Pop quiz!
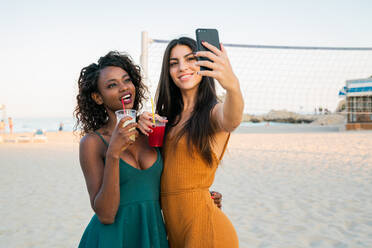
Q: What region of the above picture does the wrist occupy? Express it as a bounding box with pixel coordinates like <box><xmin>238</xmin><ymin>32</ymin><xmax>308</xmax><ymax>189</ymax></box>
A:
<box><xmin>106</xmin><ymin>149</ymin><xmax>120</xmax><ymax>160</ymax></box>
<box><xmin>225</xmin><ymin>82</ymin><xmax>241</xmax><ymax>95</ymax></box>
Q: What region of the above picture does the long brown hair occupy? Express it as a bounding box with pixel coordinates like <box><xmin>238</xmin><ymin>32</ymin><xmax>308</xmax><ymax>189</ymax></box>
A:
<box><xmin>156</xmin><ymin>37</ymin><xmax>218</xmax><ymax>164</ymax></box>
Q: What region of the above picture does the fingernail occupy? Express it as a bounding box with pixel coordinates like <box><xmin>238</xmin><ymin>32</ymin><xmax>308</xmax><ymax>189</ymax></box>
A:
<box><xmin>202</xmin><ymin>40</ymin><xmax>205</xmax><ymax>43</ymax></box>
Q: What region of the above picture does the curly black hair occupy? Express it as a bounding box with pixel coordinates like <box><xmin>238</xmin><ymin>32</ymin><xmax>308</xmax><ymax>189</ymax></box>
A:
<box><xmin>74</xmin><ymin>51</ymin><xmax>147</xmax><ymax>135</ymax></box>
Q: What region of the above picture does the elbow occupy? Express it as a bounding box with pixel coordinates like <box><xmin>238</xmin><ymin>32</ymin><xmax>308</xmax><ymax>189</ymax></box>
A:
<box><xmin>92</xmin><ymin>198</ymin><xmax>119</xmax><ymax>225</ymax></box>
<box><xmin>232</xmin><ymin>109</ymin><xmax>244</xmax><ymax>130</ymax></box>
<box><xmin>224</xmin><ymin>116</ymin><xmax>243</xmax><ymax>132</ymax></box>
<box><xmin>235</xmin><ymin>115</ymin><xmax>244</xmax><ymax>129</ymax></box>
<box><xmin>97</xmin><ymin>214</ymin><xmax>115</xmax><ymax>225</ymax></box>
<box><xmin>95</xmin><ymin>207</ymin><xmax>116</xmax><ymax>225</ymax></box>
<box><xmin>222</xmin><ymin>105</ymin><xmax>244</xmax><ymax>132</ymax></box>
<box><xmin>224</xmin><ymin>122</ymin><xmax>240</xmax><ymax>132</ymax></box>
<box><xmin>232</xmin><ymin>120</ymin><xmax>242</xmax><ymax>130</ymax></box>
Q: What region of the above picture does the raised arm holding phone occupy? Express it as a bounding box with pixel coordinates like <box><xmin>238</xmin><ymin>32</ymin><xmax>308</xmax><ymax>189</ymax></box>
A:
<box><xmin>138</xmin><ymin>30</ymin><xmax>243</xmax><ymax>247</ymax></box>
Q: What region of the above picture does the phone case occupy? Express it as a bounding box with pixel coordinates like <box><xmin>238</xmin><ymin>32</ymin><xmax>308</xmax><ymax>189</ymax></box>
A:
<box><xmin>196</xmin><ymin>28</ymin><xmax>221</xmax><ymax>71</ymax></box>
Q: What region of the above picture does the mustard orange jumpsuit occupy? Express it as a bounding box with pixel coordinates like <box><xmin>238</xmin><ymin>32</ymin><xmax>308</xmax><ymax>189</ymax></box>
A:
<box><xmin>160</xmin><ymin>134</ymin><xmax>239</xmax><ymax>248</ymax></box>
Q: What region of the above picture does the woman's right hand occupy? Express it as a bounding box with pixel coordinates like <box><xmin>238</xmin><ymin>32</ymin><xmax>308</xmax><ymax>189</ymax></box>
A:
<box><xmin>137</xmin><ymin>111</ymin><xmax>168</xmax><ymax>136</ymax></box>
<box><xmin>106</xmin><ymin>116</ymin><xmax>138</xmax><ymax>158</ymax></box>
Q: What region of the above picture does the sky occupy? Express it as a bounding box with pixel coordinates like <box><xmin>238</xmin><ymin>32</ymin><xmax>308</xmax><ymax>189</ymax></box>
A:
<box><xmin>1</xmin><ymin>0</ymin><xmax>372</xmax><ymax>118</ymax></box>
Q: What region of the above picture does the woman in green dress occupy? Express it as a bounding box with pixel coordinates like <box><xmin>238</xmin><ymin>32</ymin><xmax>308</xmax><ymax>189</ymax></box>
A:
<box><xmin>75</xmin><ymin>51</ymin><xmax>222</xmax><ymax>248</ymax></box>
<box><xmin>75</xmin><ymin>51</ymin><xmax>168</xmax><ymax>248</ymax></box>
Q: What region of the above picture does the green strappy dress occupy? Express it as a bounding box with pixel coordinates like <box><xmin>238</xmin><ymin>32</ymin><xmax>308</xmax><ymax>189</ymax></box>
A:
<box><xmin>78</xmin><ymin>132</ymin><xmax>169</xmax><ymax>248</ymax></box>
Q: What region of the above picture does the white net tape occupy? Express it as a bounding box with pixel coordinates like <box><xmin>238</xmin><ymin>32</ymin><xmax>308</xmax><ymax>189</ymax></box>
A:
<box><xmin>145</xmin><ymin>39</ymin><xmax>372</xmax><ymax>115</ymax></box>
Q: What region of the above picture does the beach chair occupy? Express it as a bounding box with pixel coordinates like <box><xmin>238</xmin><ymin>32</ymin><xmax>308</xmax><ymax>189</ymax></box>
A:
<box><xmin>33</xmin><ymin>129</ymin><xmax>48</xmax><ymax>143</ymax></box>
<box><xmin>16</xmin><ymin>135</ymin><xmax>31</xmax><ymax>143</ymax></box>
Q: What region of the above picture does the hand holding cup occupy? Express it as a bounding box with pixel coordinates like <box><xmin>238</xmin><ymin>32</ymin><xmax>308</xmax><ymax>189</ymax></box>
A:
<box><xmin>138</xmin><ymin>111</ymin><xmax>168</xmax><ymax>137</ymax></box>
<box><xmin>115</xmin><ymin>109</ymin><xmax>137</xmax><ymax>141</ymax></box>
<box><xmin>108</xmin><ymin>116</ymin><xmax>139</xmax><ymax>155</ymax></box>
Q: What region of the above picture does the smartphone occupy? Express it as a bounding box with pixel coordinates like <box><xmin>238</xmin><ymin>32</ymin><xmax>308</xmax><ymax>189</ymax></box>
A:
<box><xmin>195</xmin><ymin>28</ymin><xmax>221</xmax><ymax>71</ymax></box>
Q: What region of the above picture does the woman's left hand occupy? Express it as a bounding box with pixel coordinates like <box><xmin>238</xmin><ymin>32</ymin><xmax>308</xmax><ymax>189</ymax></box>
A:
<box><xmin>210</xmin><ymin>191</ymin><xmax>222</xmax><ymax>209</ymax></box>
<box><xmin>195</xmin><ymin>42</ymin><xmax>239</xmax><ymax>92</ymax></box>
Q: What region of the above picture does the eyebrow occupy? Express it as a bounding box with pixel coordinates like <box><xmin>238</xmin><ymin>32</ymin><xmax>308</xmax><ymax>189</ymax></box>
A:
<box><xmin>104</xmin><ymin>73</ymin><xmax>129</xmax><ymax>85</ymax></box>
<box><xmin>169</xmin><ymin>52</ymin><xmax>195</xmax><ymax>61</ymax></box>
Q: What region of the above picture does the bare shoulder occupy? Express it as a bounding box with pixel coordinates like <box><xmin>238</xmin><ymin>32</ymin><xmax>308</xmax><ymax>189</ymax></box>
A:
<box><xmin>80</xmin><ymin>132</ymin><xmax>102</xmax><ymax>152</ymax></box>
<box><xmin>79</xmin><ymin>132</ymin><xmax>106</xmax><ymax>164</ymax></box>
<box><xmin>78</xmin><ymin>133</ymin><xmax>107</xmax><ymax>208</ymax></box>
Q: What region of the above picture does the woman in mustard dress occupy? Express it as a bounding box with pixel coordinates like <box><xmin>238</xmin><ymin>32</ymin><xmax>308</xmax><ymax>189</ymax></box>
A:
<box><xmin>138</xmin><ymin>37</ymin><xmax>244</xmax><ymax>247</ymax></box>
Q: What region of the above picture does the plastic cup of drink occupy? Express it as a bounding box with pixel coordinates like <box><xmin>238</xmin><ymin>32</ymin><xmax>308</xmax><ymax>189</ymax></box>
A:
<box><xmin>148</xmin><ymin>117</ymin><xmax>166</xmax><ymax>147</ymax></box>
<box><xmin>115</xmin><ymin>109</ymin><xmax>137</xmax><ymax>141</ymax></box>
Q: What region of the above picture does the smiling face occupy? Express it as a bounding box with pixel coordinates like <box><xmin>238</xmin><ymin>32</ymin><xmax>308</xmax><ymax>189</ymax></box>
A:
<box><xmin>169</xmin><ymin>45</ymin><xmax>202</xmax><ymax>93</ymax></box>
<box><xmin>94</xmin><ymin>66</ymin><xmax>136</xmax><ymax>112</ymax></box>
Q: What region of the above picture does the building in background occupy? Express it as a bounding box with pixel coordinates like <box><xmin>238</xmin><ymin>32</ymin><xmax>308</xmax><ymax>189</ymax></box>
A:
<box><xmin>341</xmin><ymin>77</ymin><xmax>372</xmax><ymax>130</ymax></box>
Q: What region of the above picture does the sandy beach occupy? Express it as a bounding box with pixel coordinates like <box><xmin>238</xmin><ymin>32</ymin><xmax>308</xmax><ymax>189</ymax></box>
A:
<box><xmin>0</xmin><ymin>127</ymin><xmax>371</xmax><ymax>247</ymax></box>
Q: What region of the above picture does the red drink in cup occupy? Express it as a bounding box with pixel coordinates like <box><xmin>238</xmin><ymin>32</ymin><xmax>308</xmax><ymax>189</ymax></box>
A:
<box><xmin>148</xmin><ymin>117</ymin><xmax>166</xmax><ymax>147</ymax></box>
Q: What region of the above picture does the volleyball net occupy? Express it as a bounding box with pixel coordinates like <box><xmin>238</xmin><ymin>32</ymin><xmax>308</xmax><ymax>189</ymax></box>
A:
<box><xmin>140</xmin><ymin>32</ymin><xmax>372</xmax><ymax>117</ymax></box>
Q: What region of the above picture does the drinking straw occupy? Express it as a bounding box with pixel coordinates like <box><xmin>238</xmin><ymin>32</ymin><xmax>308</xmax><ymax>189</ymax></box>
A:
<box><xmin>121</xmin><ymin>98</ymin><xmax>126</xmax><ymax>111</ymax></box>
<box><xmin>150</xmin><ymin>97</ymin><xmax>156</xmax><ymax>125</ymax></box>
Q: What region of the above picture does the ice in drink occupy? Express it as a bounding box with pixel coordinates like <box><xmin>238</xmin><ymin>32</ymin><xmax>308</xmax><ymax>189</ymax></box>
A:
<box><xmin>115</xmin><ymin>109</ymin><xmax>137</xmax><ymax>141</ymax></box>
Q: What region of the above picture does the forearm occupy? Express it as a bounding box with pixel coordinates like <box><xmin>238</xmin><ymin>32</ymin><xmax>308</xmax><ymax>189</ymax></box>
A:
<box><xmin>93</xmin><ymin>155</ymin><xmax>120</xmax><ymax>224</ymax></box>
<box><xmin>222</xmin><ymin>82</ymin><xmax>244</xmax><ymax>131</ymax></box>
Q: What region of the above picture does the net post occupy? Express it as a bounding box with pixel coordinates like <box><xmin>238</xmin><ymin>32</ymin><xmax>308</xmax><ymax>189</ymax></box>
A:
<box><xmin>140</xmin><ymin>31</ymin><xmax>151</xmax><ymax>85</ymax></box>
<box><xmin>0</xmin><ymin>104</ymin><xmax>6</xmax><ymax>121</ymax></box>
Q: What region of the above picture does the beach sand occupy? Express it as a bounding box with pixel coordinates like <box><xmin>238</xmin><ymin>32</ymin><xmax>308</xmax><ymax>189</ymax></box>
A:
<box><xmin>0</xmin><ymin>128</ymin><xmax>371</xmax><ymax>247</ymax></box>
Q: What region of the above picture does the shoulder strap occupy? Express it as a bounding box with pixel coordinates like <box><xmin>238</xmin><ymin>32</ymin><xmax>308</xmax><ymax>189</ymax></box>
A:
<box><xmin>156</xmin><ymin>147</ymin><xmax>161</xmax><ymax>157</ymax></box>
<box><xmin>94</xmin><ymin>131</ymin><xmax>109</xmax><ymax>147</ymax></box>
<box><xmin>218</xmin><ymin>132</ymin><xmax>231</xmax><ymax>161</ymax></box>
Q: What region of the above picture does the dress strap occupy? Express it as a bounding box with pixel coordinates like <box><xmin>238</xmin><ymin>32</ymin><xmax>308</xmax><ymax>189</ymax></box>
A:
<box><xmin>154</xmin><ymin>147</ymin><xmax>161</xmax><ymax>159</ymax></box>
<box><xmin>94</xmin><ymin>131</ymin><xmax>109</xmax><ymax>147</ymax></box>
<box><xmin>218</xmin><ymin>132</ymin><xmax>231</xmax><ymax>161</ymax></box>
